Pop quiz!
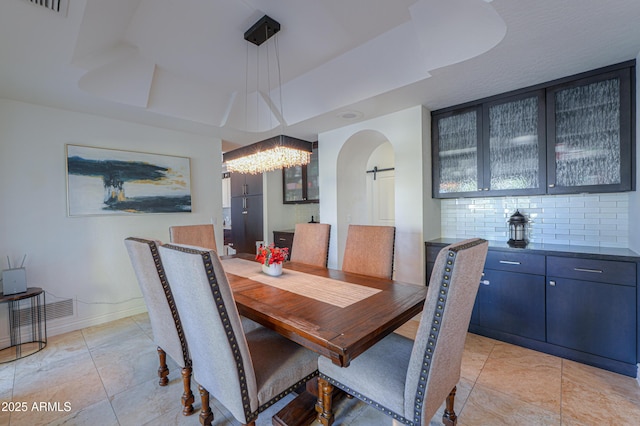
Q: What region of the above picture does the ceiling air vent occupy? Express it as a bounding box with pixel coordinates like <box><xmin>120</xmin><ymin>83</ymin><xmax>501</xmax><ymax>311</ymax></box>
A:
<box><xmin>22</xmin><ymin>0</ymin><xmax>69</xmax><ymax>15</ymax></box>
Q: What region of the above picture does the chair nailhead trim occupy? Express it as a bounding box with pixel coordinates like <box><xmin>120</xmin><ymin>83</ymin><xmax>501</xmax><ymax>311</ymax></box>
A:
<box><xmin>163</xmin><ymin>243</ymin><xmax>320</xmax><ymax>423</ymax></box>
<box><xmin>127</xmin><ymin>238</ymin><xmax>192</xmax><ymax>368</ymax></box>
<box><xmin>164</xmin><ymin>244</ymin><xmax>255</xmax><ymax>421</ymax></box>
<box><xmin>410</xmin><ymin>239</ymin><xmax>485</xmax><ymax>424</ymax></box>
<box><xmin>318</xmin><ymin>374</ymin><xmax>414</xmax><ymax>426</ymax></box>
<box><xmin>411</xmin><ymin>247</ymin><xmax>457</xmax><ymax>426</ymax></box>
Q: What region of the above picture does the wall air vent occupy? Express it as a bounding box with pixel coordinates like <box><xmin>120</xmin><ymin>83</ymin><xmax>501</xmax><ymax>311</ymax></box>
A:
<box><xmin>22</xmin><ymin>0</ymin><xmax>69</xmax><ymax>15</ymax></box>
<box><xmin>17</xmin><ymin>298</ymin><xmax>74</xmax><ymax>324</ymax></box>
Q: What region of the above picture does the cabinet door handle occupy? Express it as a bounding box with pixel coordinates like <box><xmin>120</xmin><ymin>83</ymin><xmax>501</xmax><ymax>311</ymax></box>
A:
<box><xmin>549</xmin><ymin>280</ymin><xmax>556</xmax><ymax>286</ymax></box>
<box><xmin>574</xmin><ymin>267</ymin><xmax>603</xmax><ymax>274</ymax></box>
<box><xmin>279</xmin><ymin>238</ymin><xmax>286</xmax><ymax>241</ymax></box>
<box><xmin>499</xmin><ymin>260</ymin><xmax>521</xmax><ymax>265</ymax></box>
<box><xmin>548</xmin><ymin>183</ymin><xmax>555</xmax><ymax>188</ymax></box>
<box><xmin>480</xmin><ymin>280</ymin><xmax>490</xmax><ymax>285</ymax></box>
<box><xmin>242</xmin><ymin>198</ymin><xmax>246</xmax><ymax>209</ymax></box>
<box><xmin>242</xmin><ymin>211</ymin><xmax>248</xmax><ymax>215</ymax></box>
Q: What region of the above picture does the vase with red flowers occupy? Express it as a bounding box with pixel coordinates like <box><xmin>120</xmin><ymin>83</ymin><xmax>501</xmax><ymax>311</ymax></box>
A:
<box><xmin>256</xmin><ymin>244</ymin><xmax>288</xmax><ymax>276</ymax></box>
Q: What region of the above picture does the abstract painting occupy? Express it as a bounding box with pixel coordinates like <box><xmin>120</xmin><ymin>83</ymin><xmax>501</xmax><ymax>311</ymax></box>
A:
<box><xmin>66</xmin><ymin>145</ymin><xmax>191</xmax><ymax>216</ymax></box>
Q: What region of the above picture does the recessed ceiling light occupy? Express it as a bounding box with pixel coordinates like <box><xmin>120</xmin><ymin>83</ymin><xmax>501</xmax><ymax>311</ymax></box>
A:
<box><xmin>338</xmin><ymin>110</ymin><xmax>363</xmax><ymax>120</ymax></box>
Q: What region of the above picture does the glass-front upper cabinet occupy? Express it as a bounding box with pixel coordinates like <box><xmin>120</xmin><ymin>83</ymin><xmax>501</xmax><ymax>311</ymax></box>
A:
<box><xmin>283</xmin><ymin>142</ymin><xmax>319</xmax><ymax>204</ymax></box>
<box><xmin>432</xmin><ymin>106</ymin><xmax>482</xmax><ymax>198</ymax></box>
<box><xmin>483</xmin><ymin>91</ymin><xmax>546</xmax><ymax>195</ymax></box>
<box><xmin>433</xmin><ymin>92</ymin><xmax>546</xmax><ymax>198</ymax></box>
<box><xmin>546</xmin><ymin>67</ymin><xmax>633</xmax><ymax>193</ymax></box>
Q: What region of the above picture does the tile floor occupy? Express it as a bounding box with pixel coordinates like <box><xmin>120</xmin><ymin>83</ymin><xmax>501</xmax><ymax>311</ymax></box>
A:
<box><xmin>0</xmin><ymin>314</ymin><xmax>639</xmax><ymax>425</ymax></box>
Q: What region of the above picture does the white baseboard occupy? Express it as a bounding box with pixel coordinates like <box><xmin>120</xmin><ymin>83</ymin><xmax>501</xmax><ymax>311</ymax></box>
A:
<box><xmin>46</xmin><ymin>305</ymin><xmax>148</xmax><ymax>338</ymax></box>
<box><xmin>0</xmin><ymin>305</ymin><xmax>148</xmax><ymax>348</ymax></box>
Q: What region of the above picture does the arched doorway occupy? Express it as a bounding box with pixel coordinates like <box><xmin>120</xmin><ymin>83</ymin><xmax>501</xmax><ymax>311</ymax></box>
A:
<box><xmin>336</xmin><ymin>130</ymin><xmax>395</xmax><ymax>269</ymax></box>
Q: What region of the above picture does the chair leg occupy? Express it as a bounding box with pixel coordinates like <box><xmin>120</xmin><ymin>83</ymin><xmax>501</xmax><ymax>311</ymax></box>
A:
<box><xmin>157</xmin><ymin>347</ymin><xmax>169</xmax><ymax>386</ymax></box>
<box><xmin>181</xmin><ymin>366</ymin><xmax>195</xmax><ymax>416</ymax></box>
<box><xmin>317</xmin><ymin>377</ymin><xmax>335</xmax><ymax>426</ymax></box>
<box><xmin>315</xmin><ymin>379</ymin><xmax>324</xmax><ymax>416</ymax></box>
<box><xmin>442</xmin><ymin>386</ymin><xmax>457</xmax><ymax>426</ymax></box>
<box><xmin>198</xmin><ymin>385</ymin><xmax>213</xmax><ymax>426</ymax></box>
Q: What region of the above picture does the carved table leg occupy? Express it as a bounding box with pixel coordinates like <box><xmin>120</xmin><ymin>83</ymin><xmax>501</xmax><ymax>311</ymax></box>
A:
<box><xmin>199</xmin><ymin>385</ymin><xmax>213</xmax><ymax>426</ymax></box>
<box><xmin>181</xmin><ymin>365</ymin><xmax>195</xmax><ymax>415</ymax></box>
<box><xmin>317</xmin><ymin>377</ymin><xmax>334</xmax><ymax>426</ymax></box>
<box><xmin>157</xmin><ymin>347</ymin><xmax>169</xmax><ymax>386</ymax></box>
<box><xmin>442</xmin><ymin>386</ymin><xmax>457</xmax><ymax>426</ymax></box>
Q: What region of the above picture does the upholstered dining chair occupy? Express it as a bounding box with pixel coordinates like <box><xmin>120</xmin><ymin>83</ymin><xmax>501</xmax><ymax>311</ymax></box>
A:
<box><xmin>317</xmin><ymin>238</ymin><xmax>488</xmax><ymax>426</ymax></box>
<box><xmin>289</xmin><ymin>223</ymin><xmax>331</xmax><ymax>267</ymax></box>
<box><xmin>342</xmin><ymin>224</ymin><xmax>396</xmax><ymax>279</ymax></box>
<box><xmin>158</xmin><ymin>243</ymin><xmax>319</xmax><ymax>426</ymax></box>
<box><xmin>169</xmin><ymin>224</ymin><xmax>217</xmax><ymax>250</ymax></box>
<box><xmin>169</xmin><ymin>224</ymin><xmax>262</xmax><ymax>334</ymax></box>
<box><xmin>124</xmin><ymin>237</ymin><xmax>194</xmax><ymax>416</ymax></box>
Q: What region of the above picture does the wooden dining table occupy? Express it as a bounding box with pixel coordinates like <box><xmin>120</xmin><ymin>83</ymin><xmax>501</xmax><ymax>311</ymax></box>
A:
<box><xmin>222</xmin><ymin>254</ymin><xmax>428</xmax><ymax>426</ymax></box>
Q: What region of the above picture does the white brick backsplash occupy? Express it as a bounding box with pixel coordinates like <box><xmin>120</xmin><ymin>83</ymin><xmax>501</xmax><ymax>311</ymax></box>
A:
<box><xmin>440</xmin><ymin>193</ymin><xmax>631</xmax><ymax>248</ymax></box>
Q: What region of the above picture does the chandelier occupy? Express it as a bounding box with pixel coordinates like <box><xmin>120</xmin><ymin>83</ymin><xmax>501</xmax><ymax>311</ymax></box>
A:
<box><xmin>223</xmin><ymin>135</ymin><xmax>312</xmax><ymax>174</ymax></box>
<box><xmin>223</xmin><ymin>15</ymin><xmax>312</xmax><ymax>175</ymax></box>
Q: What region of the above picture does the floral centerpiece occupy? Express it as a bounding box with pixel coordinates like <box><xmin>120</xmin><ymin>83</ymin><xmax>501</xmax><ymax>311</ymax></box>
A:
<box><xmin>256</xmin><ymin>244</ymin><xmax>288</xmax><ymax>276</ymax></box>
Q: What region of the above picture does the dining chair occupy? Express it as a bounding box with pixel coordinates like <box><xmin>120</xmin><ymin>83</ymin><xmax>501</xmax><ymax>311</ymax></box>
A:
<box><xmin>317</xmin><ymin>238</ymin><xmax>488</xmax><ymax>426</ymax></box>
<box><xmin>158</xmin><ymin>243</ymin><xmax>319</xmax><ymax>426</ymax></box>
<box><xmin>124</xmin><ymin>237</ymin><xmax>194</xmax><ymax>416</ymax></box>
<box><xmin>341</xmin><ymin>224</ymin><xmax>396</xmax><ymax>279</ymax></box>
<box><xmin>169</xmin><ymin>224</ymin><xmax>217</xmax><ymax>250</ymax></box>
<box><xmin>289</xmin><ymin>223</ymin><xmax>331</xmax><ymax>267</ymax></box>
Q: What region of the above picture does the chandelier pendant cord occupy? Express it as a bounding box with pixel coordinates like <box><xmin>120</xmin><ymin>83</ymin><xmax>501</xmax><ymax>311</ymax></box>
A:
<box><xmin>275</xmin><ymin>33</ymin><xmax>284</xmax><ymax>131</ymax></box>
<box><xmin>265</xmin><ymin>25</ymin><xmax>273</xmax><ymax>132</ymax></box>
<box><xmin>223</xmin><ymin>15</ymin><xmax>312</xmax><ymax>174</ymax></box>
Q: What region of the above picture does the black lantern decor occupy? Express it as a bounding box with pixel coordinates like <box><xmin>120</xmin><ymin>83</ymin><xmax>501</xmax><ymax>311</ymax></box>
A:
<box><xmin>508</xmin><ymin>210</ymin><xmax>528</xmax><ymax>248</ymax></box>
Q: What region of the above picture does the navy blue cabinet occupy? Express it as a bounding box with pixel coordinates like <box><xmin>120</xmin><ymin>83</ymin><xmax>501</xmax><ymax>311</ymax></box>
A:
<box><xmin>478</xmin><ymin>269</ymin><xmax>546</xmax><ymax>341</ymax></box>
<box><xmin>546</xmin><ymin>256</ymin><xmax>637</xmax><ymax>364</ymax></box>
<box><xmin>546</xmin><ymin>277</ymin><xmax>635</xmax><ymax>364</ymax></box>
<box><xmin>471</xmin><ymin>251</ymin><xmax>546</xmax><ymax>341</ymax></box>
<box><xmin>425</xmin><ymin>240</ymin><xmax>639</xmax><ymax>377</ymax></box>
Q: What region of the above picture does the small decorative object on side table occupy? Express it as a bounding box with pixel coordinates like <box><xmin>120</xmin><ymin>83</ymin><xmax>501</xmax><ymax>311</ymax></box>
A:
<box><xmin>256</xmin><ymin>244</ymin><xmax>288</xmax><ymax>277</ymax></box>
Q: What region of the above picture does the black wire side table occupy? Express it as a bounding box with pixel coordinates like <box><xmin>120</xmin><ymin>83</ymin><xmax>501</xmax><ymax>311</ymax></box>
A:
<box><xmin>0</xmin><ymin>287</ymin><xmax>47</xmax><ymax>362</ymax></box>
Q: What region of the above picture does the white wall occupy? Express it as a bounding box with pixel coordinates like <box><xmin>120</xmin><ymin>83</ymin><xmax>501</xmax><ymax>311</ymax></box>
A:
<box><xmin>319</xmin><ymin>105</ymin><xmax>440</xmax><ymax>285</ymax></box>
<box><xmin>630</xmin><ymin>52</ymin><xmax>640</xmax><ymax>253</ymax></box>
<box><xmin>0</xmin><ymin>99</ymin><xmax>222</xmax><ymax>338</ymax></box>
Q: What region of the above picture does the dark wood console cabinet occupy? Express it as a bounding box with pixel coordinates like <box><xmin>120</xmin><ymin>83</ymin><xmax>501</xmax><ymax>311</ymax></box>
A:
<box><xmin>273</xmin><ymin>230</ymin><xmax>294</xmax><ymax>256</ymax></box>
<box><xmin>426</xmin><ymin>239</ymin><xmax>639</xmax><ymax>377</ymax></box>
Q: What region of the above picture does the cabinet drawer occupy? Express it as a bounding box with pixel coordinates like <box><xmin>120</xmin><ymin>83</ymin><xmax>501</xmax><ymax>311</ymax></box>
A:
<box><xmin>273</xmin><ymin>231</ymin><xmax>294</xmax><ymax>251</ymax></box>
<box><xmin>546</xmin><ymin>256</ymin><xmax>636</xmax><ymax>286</ymax></box>
<box><xmin>484</xmin><ymin>251</ymin><xmax>545</xmax><ymax>275</ymax></box>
